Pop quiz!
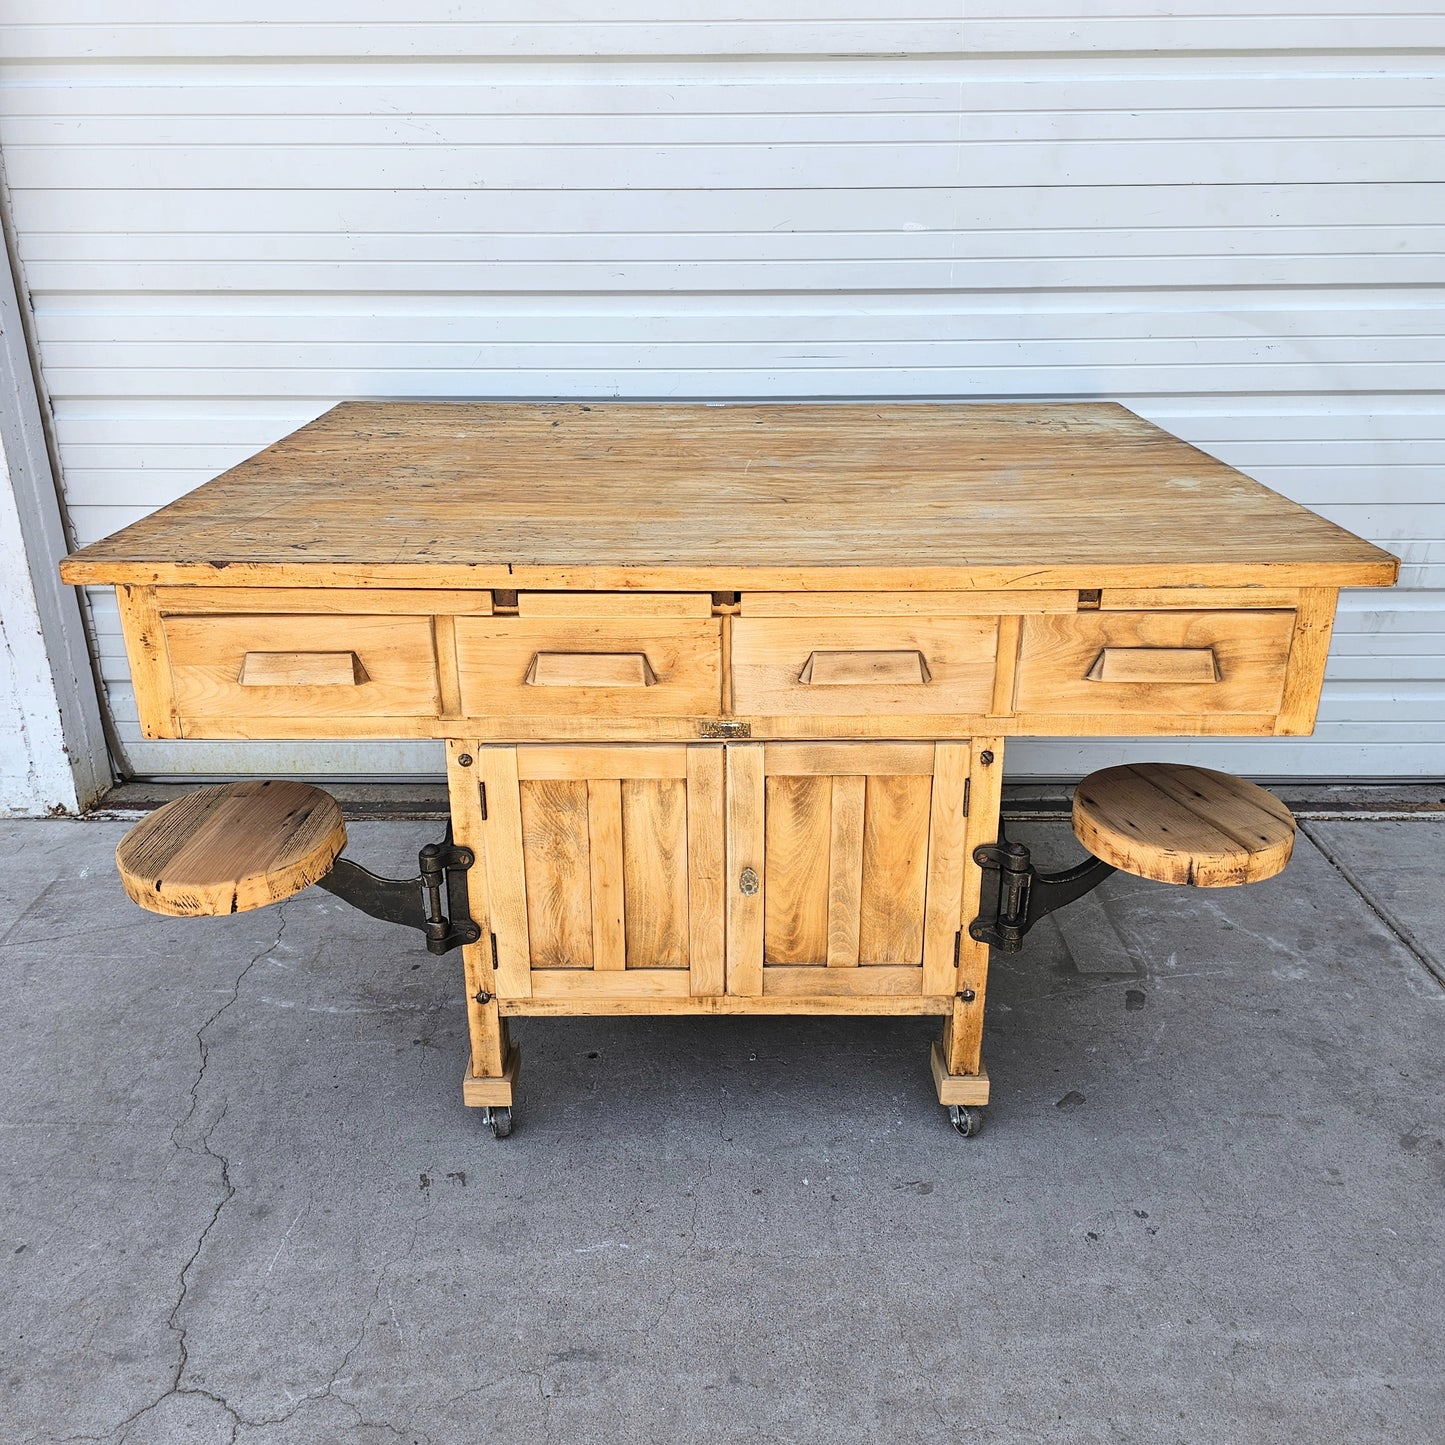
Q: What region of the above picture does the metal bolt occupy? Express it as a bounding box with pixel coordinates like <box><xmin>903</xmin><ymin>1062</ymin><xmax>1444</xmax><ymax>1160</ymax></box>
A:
<box><xmin>457</xmin><ymin>753</ymin><xmax>474</xmax><ymax>767</ymax></box>
<box><xmin>960</xmin><ymin>988</ymin><xmax>976</xmax><ymax>1002</ymax></box>
<box><xmin>472</xmin><ymin>988</ymin><xmax>493</xmax><ymax>1005</ymax></box>
<box><xmin>980</xmin><ymin>749</ymin><xmax>994</xmax><ymax>765</ymax></box>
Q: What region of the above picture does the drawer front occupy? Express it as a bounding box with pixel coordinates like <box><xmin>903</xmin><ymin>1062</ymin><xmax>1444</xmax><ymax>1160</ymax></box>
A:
<box><xmin>731</xmin><ymin>617</ymin><xmax>999</xmax><ymax>717</ymax></box>
<box><xmin>163</xmin><ymin>614</ymin><xmax>441</xmax><ymax>719</ymax></box>
<box><xmin>455</xmin><ymin>618</ymin><xmax>722</xmax><ymax>717</ymax></box>
<box><xmin>1014</xmin><ymin>610</ymin><xmax>1296</xmax><ymax>716</ymax></box>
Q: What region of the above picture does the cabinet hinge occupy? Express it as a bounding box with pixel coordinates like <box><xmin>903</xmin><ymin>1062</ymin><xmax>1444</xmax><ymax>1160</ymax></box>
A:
<box><xmin>479</xmin><ymin>781</ymin><xmax>488</xmax><ymax>820</ymax></box>
<box><xmin>962</xmin><ymin>777</ymin><xmax>971</xmax><ymax>817</ymax></box>
<box><xmin>953</xmin><ymin>930</ymin><xmax>962</xmax><ymax>968</ymax></box>
<box><xmin>490</xmin><ymin>931</ymin><xmax>500</xmax><ymax>973</ymax></box>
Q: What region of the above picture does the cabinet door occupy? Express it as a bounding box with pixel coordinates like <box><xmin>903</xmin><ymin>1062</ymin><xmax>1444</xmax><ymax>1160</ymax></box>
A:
<box><xmin>725</xmin><ymin>742</ymin><xmax>971</xmax><ymax>1002</ymax></box>
<box><xmin>478</xmin><ymin>744</ymin><xmax>725</xmax><ymax>1003</ymax></box>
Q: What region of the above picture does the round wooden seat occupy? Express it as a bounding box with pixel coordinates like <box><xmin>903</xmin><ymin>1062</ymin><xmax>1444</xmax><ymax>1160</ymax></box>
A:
<box><xmin>117</xmin><ymin>780</ymin><xmax>347</xmax><ymax>917</ymax></box>
<box><xmin>1072</xmin><ymin>763</ymin><xmax>1295</xmax><ymax>888</ymax></box>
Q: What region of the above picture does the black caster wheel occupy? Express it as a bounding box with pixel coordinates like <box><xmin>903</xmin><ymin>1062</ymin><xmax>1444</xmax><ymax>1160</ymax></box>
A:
<box><xmin>482</xmin><ymin>1106</ymin><xmax>514</xmax><ymax>1139</ymax></box>
<box><xmin>949</xmin><ymin>1105</ymin><xmax>983</xmax><ymax>1137</ymax></box>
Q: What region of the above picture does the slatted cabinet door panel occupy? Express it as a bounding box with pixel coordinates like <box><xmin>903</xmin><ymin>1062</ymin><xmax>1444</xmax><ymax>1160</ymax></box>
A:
<box><xmin>479</xmin><ymin>743</ymin><xmax>725</xmax><ymax>1002</ymax></box>
<box><xmin>726</xmin><ymin>742</ymin><xmax>972</xmax><ymax>1001</ymax></box>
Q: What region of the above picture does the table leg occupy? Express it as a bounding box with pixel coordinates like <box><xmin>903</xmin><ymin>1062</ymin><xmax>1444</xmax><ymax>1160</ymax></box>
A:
<box><xmin>447</xmin><ymin>739</ymin><xmax>520</xmax><ymax>1110</ymax></box>
<box><xmin>933</xmin><ymin>735</ymin><xmax>1003</xmax><ymax>1106</ymax></box>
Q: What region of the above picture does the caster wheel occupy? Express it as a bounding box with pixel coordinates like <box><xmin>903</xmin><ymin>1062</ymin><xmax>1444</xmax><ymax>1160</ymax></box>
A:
<box><xmin>482</xmin><ymin>1106</ymin><xmax>514</xmax><ymax>1139</ymax></box>
<box><xmin>949</xmin><ymin>1105</ymin><xmax>983</xmax><ymax>1137</ymax></box>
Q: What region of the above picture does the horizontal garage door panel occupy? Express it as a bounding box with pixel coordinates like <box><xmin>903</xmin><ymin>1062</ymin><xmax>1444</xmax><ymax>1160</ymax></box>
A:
<box><xmin>2</xmin><ymin>5</ymin><xmax>1440</xmax><ymax>777</ymax></box>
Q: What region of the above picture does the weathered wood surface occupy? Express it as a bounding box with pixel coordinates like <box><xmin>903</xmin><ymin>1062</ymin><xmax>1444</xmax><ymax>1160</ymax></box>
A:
<box><xmin>116</xmin><ymin>779</ymin><xmax>345</xmax><ymax>916</ymax></box>
<box><xmin>61</xmin><ymin>401</ymin><xmax>1397</xmax><ymax>590</ymax></box>
<box><xmin>1072</xmin><ymin>762</ymin><xmax>1296</xmax><ymax>887</ymax></box>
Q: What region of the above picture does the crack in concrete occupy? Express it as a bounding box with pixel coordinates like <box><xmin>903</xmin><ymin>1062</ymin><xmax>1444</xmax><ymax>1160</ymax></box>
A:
<box><xmin>230</xmin><ymin>1214</ymin><xmax>427</xmax><ymax>1441</ymax></box>
<box><xmin>88</xmin><ymin>907</ymin><xmax>294</xmax><ymax>1444</ymax></box>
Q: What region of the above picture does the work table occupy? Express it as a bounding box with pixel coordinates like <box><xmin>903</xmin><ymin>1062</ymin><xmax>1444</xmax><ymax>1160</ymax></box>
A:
<box><xmin>63</xmin><ymin>400</ymin><xmax>1397</xmax><ymax>1133</ymax></box>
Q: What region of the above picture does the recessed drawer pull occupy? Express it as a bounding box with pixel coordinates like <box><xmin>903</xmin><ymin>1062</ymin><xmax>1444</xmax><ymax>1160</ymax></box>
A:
<box><xmin>524</xmin><ymin>651</ymin><xmax>659</xmax><ymax>688</ymax></box>
<box><xmin>1085</xmin><ymin>647</ymin><xmax>1221</xmax><ymax>684</ymax></box>
<box><xmin>798</xmin><ymin>649</ymin><xmax>932</xmax><ymax>686</ymax></box>
<box><xmin>238</xmin><ymin>651</ymin><xmax>368</xmax><ymax>686</ymax></box>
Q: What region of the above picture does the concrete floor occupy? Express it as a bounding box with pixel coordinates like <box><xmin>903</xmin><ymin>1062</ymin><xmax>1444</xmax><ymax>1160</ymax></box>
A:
<box><xmin>1</xmin><ymin>816</ymin><xmax>1442</xmax><ymax>1445</ymax></box>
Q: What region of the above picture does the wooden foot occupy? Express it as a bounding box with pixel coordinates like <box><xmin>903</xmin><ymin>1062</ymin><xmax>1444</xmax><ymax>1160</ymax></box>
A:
<box><xmin>930</xmin><ymin>1040</ymin><xmax>990</xmax><ymax>1106</ymax></box>
<box><xmin>461</xmin><ymin>1044</ymin><xmax>521</xmax><ymax>1108</ymax></box>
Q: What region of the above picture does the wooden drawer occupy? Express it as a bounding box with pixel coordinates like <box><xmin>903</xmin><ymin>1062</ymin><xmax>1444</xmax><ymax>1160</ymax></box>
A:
<box><xmin>162</xmin><ymin>613</ymin><xmax>441</xmax><ymax>720</ymax></box>
<box><xmin>730</xmin><ymin>617</ymin><xmax>999</xmax><ymax>717</ymax></box>
<box><xmin>1014</xmin><ymin>610</ymin><xmax>1296</xmax><ymax>716</ymax></box>
<box><xmin>455</xmin><ymin>618</ymin><xmax>722</xmax><ymax>717</ymax></box>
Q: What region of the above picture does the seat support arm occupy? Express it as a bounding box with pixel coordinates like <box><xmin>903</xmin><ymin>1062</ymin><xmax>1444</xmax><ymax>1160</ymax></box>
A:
<box><xmin>317</xmin><ymin>825</ymin><xmax>482</xmax><ymax>956</ymax></box>
<box><xmin>967</xmin><ymin>824</ymin><xmax>1116</xmax><ymax>954</ymax></box>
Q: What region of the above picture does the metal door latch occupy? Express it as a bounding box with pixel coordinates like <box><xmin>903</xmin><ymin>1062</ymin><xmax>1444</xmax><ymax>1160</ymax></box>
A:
<box><xmin>317</xmin><ymin>824</ymin><xmax>482</xmax><ymax>955</ymax></box>
<box><xmin>968</xmin><ymin>823</ymin><xmax>1115</xmax><ymax>954</ymax></box>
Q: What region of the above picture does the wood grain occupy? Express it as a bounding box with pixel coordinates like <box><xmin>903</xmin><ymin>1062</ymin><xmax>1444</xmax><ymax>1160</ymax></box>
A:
<box><xmin>1099</xmin><ymin>587</ymin><xmax>1300</xmax><ymax>612</ymax></box>
<box><xmin>858</xmin><ymin>773</ymin><xmax>933</xmax><ymax>965</ymax></box>
<box><xmin>622</xmin><ymin>778</ymin><xmax>690</xmax><ymax>969</ymax></box>
<box><xmin>798</xmin><ymin>649</ymin><xmax>930</xmax><ymax>686</ymax></box>
<box><xmin>1085</xmin><ymin>647</ymin><xmax>1220</xmax><ymax>684</ymax></box>
<box><xmin>61</xmin><ymin>401</ymin><xmax>1398</xmax><ymax>590</ymax></box>
<box><xmin>762</xmin><ymin>966</ymin><xmax>923</xmax><ymax>998</ymax></box>
<box><xmin>164</xmin><ymin>613</ymin><xmax>439</xmax><ymax>720</ymax></box>
<box><xmin>930</xmin><ymin>1045</ymin><xmax>991</xmax><ymax>1106</ymax></box>
<box><xmin>743</xmin><ymin>591</ymin><xmax>1078</xmax><ymax>616</ymax></box>
<box><xmin>516</xmin><ymin>744</ymin><xmax>687</xmax><ymax>780</ymax></box>
<box><xmin>526</xmin><ymin>651</ymin><xmax>658</xmax><ymax>688</ymax></box>
<box><xmin>1276</xmin><ymin>586</ymin><xmax>1340</xmax><ymax>735</ymax></box>
<box><xmin>528</xmin><ymin>968</ymin><xmax>691</xmax><ymax>1000</ymax></box>
<box><xmin>459</xmin><ymin>1047</ymin><xmax>520</xmax><ymax>1108</ymax></box>
<box><xmin>761</xmin><ymin>741</ymin><xmax>934</xmax><ymax>776</ymax></box>
<box><xmin>456</xmin><ymin>616</ymin><xmax>721</xmax><ymax>717</ymax></box>
<box><xmin>116</xmin><ymin>582</ymin><xmax>177</xmax><ymax>737</ymax></box>
<box><xmin>519</xmin><ymin>779</ymin><xmax>593</xmax><ymax>968</ymax></box>
<box><xmin>586</xmin><ymin>778</ymin><xmax>626</xmax><ymax>973</ymax></box>
<box><xmin>685</xmin><ymin>745</ymin><xmax>726</xmax><ymax>997</ymax></box>
<box><xmin>155</xmin><ymin>586</ymin><xmax>495</xmax><ymax>615</ymax></box>
<box><xmin>518</xmin><ymin>592</ymin><xmax>712</xmax><ymax>618</ymax></box>
<box><xmin>116</xmin><ymin>779</ymin><xmax>345</xmax><ymax>917</ymax></box>
<box><xmin>501</xmin><ymin>994</ymin><xmax>951</xmax><ymax>1018</ymax></box>
<box><xmin>1072</xmin><ymin>762</ymin><xmax>1296</xmax><ymax>887</ymax></box>
<box><xmin>762</xmin><ymin>774</ymin><xmax>832</xmax><ymax>966</ymax></box>
<box><xmin>990</xmin><ymin>612</ymin><xmax>1023</xmax><ymax>716</ymax></box>
<box><xmin>732</xmin><ymin>616</ymin><xmax>997</xmax><ymax>717</ymax></box>
<box><xmin>477</xmin><ymin>746</ymin><xmax>532</xmax><ymax>998</ymax></box>
<box><xmin>446</xmin><ymin>739</ymin><xmax>511</xmax><ymax>1080</ymax></box>
<box><xmin>950</xmin><ymin>736</ymin><xmax>1004</xmax><ymax>1075</ymax></box>
<box><xmin>725</xmin><ymin>743</ymin><xmax>765</xmax><ymax>996</ymax></box>
<box><xmin>920</xmin><ymin>742</ymin><xmax>971</xmax><ymax>996</ymax></box>
<box><xmin>237</xmin><ymin>651</ymin><xmax>365</xmax><ymax>687</ymax></box>
<box><xmin>825</xmin><ymin>775</ymin><xmax>866</xmax><ymax>968</ymax></box>
<box><xmin>1016</xmin><ymin>609</ymin><xmax>1295</xmax><ymax>717</ymax></box>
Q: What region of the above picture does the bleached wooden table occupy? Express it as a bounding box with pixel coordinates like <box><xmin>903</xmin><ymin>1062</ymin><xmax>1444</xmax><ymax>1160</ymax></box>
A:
<box><xmin>63</xmin><ymin>401</ymin><xmax>1397</xmax><ymax>1133</ymax></box>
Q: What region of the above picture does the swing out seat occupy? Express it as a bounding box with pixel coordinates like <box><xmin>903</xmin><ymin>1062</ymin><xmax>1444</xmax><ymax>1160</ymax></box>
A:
<box><xmin>1071</xmin><ymin>762</ymin><xmax>1296</xmax><ymax>889</ymax></box>
<box><xmin>116</xmin><ymin>779</ymin><xmax>346</xmax><ymax>918</ymax></box>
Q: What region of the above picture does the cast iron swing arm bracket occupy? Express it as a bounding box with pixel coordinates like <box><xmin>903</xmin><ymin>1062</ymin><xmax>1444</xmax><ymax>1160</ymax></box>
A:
<box><xmin>967</xmin><ymin>824</ymin><xmax>1116</xmax><ymax>955</ymax></box>
<box><xmin>316</xmin><ymin>824</ymin><xmax>482</xmax><ymax>956</ymax></box>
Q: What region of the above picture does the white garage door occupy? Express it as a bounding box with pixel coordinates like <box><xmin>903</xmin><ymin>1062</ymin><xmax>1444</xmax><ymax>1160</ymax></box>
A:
<box><xmin>1</xmin><ymin>2</ymin><xmax>1440</xmax><ymax>780</ymax></box>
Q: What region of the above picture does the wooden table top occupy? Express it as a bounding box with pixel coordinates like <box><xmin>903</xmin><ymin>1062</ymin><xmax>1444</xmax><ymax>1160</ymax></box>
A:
<box><xmin>61</xmin><ymin>401</ymin><xmax>1397</xmax><ymax>592</ymax></box>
